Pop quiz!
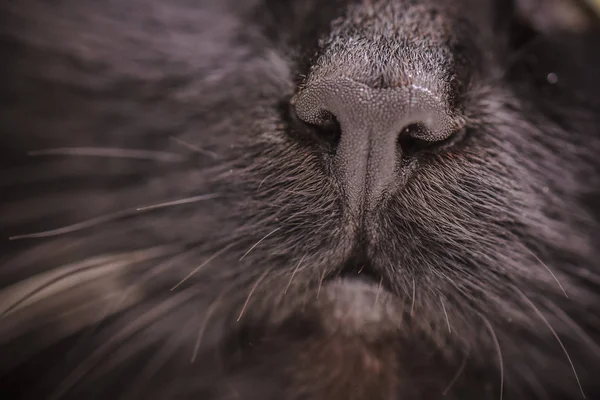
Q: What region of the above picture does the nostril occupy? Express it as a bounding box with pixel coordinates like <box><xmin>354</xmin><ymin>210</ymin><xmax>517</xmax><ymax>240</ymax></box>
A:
<box><xmin>397</xmin><ymin>123</ymin><xmax>460</xmax><ymax>161</ymax></box>
<box><xmin>309</xmin><ymin>111</ymin><xmax>342</xmax><ymax>150</ymax></box>
<box><xmin>289</xmin><ymin>100</ymin><xmax>342</xmax><ymax>152</ymax></box>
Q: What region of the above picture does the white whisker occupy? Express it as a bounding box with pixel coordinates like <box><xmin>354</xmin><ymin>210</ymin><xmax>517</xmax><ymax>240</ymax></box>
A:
<box><xmin>191</xmin><ymin>290</ymin><xmax>230</xmax><ymax>363</ymax></box>
<box><xmin>441</xmin><ymin>296</ymin><xmax>451</xmax><ymax>333</ymax></box>
<box><xmin>136</xmin><ymin>193</ymin><xmax>221</xmax><ymax>211</ymax></box>
<box><xmin>237</xmin><ymin>269</ymin><xmax>271</xmax><ymax>322</ymax></box>
<box><xmin>258</xmin><ymin>176</ymin><xmax>269</xmax><ymax>190</ymax></box>
<box><xmin>10</xmin><ymin>193</ymin><xmax>221</xmax><ymax>240</ymax></box>
<box><xmin>523</xmin><ymin>246</ymin><xmax>568</xmax><ymax>298</ymax></box>
<box><xmin>374</xmin><ymin>277</ymin><xmax>383</xmax><ymax>306</ymax></box>
<box><xmin>411</xmin><ymin>277</ymin><xmax>416</xmax><ymax>317</ymax></box>
<box><xmin>29</xmin><ymin>147</ymin><xmax>185</xmax><ymax>162</ymax></box>
<box><xmin>170</xmin><ymin>137</ymin><xmax>220</xmax><ymax>159</ymax></box>
<box><xmin>482</xmin><ymin>316</ymin><xmax>504</xmax><ymax>400</ymax></box>
<box><xmin>239</xmin><ymin>227</ymin><xmax>281</xmax><ymax>261</ymax></box>
<box><xmin>316</xmin><ymin>271</ymin><xmax>325</xmax><ymax>300</ymax></box>
<box><xmin>10</xmin><ymin>209</ymin><xmax>139</xmax><ymax>240</ymax></box>
<box><xmin>171</xmin><ymin>243</ymin><xmax>236</xmax><ymax>291</ymax></box>
<box><xmin>284</xmin><ymin>255</ymin><xmax>306</xmax><ymax>295</ymax></box>
<box><xmin>514</xmin><ymin>286</ymin><xmax>585</xmax><ymax>399</ymax></box>
<box><xmin>442</xmin><ymin>350</ymin><xmax>469</xmax><ymax>396</ymax></box>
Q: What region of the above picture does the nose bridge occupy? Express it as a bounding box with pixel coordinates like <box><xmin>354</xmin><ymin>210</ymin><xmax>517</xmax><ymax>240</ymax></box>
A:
<box><xmin>330</xmin><ymin>81</ymin><xmax>409</xmax><ymax>215</ymax></box>
<box><xmin>338</xmin><ymin>111</ymin><xmax>398</xmax><ymax>217</ymax></box>
<box><xmin>294</xmin><ymin>77</ymin><xmax>457</xmax><ymax>216</ymax></box>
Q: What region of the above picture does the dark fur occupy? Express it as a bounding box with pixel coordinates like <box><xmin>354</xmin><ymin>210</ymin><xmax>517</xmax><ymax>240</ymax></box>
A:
<box><xmin>1</xmin><ymin>0</ymin><xmax>600</xmax><ymax>399</ymax></box>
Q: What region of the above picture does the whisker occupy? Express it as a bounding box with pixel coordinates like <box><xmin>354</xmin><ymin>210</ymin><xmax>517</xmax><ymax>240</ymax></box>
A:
<box><xmin>258</xmin><ymin>176</ymin><xmax>269</xmax><ymax>190</ymax></box>
<box><xmin>170</xmin><ymin>137</ymin><xmax>220</xmax><ymax>159</ymax></box>
<box><xmin>10</xmin><ymin>193</ymin><xmax>220</xmax><ymax>240</ymax></box>
<box><xmin>284</xmin><ymin>255</ymin><xmax>306</xmax><ymax>295</ymax></box>
<box><xmin>316</xmin><ymin>271</ymin><xmax>325</xmax><ymax>300</ymax></box>
<box><xmin>442</xmin><ymin>350</ymin><xmax>469</xmax><ymax>396</ymax></box>
<box><xmin>239</xmin><ymin>227</ymin><xmax>281</xmax><ymax>261</ymax></box>
<box><xmin>411</xmin><ymin>277</ymin><xmax>416</xmax><ymax>317</ymax></box>
<box><xmin>523</xmin><ymin>246</ymin><xmax>568</xmax><ymax>298</ymax></box>
<box><xmin>110</xmin><ymin>247</ymin><xmax>203</xmax><ymax>310</ymax></box>
<box><xmin>136</xmin><ymin>193</ymin><xmax>221</xmax><ymax>211</ymax></box>
<box><xmin>301</xmin><ymin>282</ymin><xmax>310</xmax><ymax>313</ymax></box>
<box><xmin>191</xmin><ymin>291</ymin><xmax>230</xmax><ymax>363</ymax></box>
<box><xmin>29</xmin><ymin>147</ymin><xmax>185</xmax><ymax>162</ymax></box>
<box><xmin>237</xmin><ymin>269</ymin><xmax>271</xmax><ymax>322</ymax></box>
<box><xmin>514</xmin><ymin>286</ymin><xmax>585</xmax><ymax>399</ymax></box>
<box><xmin>374</xmin><ymin>277</ymin><xmax>383</xmax><ymax>306</ymax></box>
<box><xmin>482</xmin><ymin>316</ymin><xmax>504</xmax><ymax>400</ymax></box>
<box><xmin>441</xmin><ymin>296</ymin><xmax>451</xmax><ymax>333</ymax></box>
<box><xmin>171</xmin><ymin>243</ymin><xmax>237</xmax><ymax>291</ymax></box>
<box><xmin>10</xmin><ymin>209</ymin><xmax>140</xmax><ymax>240</ymax></box>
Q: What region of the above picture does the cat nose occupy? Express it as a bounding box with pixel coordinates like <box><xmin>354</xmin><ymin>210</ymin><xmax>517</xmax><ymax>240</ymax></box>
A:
<box><xmin>293</xmin><ymin>77</ymin><xmax>463</xmax><ymax>215</ymax></box>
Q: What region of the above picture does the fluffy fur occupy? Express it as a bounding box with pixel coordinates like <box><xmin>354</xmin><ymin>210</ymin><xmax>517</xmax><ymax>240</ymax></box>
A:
<box><xmin>1</xmin><ymin>0</ymin><xmax>600</xmax><ymax>399</ymax></box>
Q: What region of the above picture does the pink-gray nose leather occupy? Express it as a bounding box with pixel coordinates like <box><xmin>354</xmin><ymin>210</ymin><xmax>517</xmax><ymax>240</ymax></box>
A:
<box><xmin>293</xmin><ymin>77</ymin><xmax>462</xmax><ymax>215</ymax></box>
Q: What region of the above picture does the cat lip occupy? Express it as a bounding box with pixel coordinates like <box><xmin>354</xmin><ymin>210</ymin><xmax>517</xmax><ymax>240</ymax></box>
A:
<box><xmin>325</xmin><ymin>256</ymin><xmax>390</xmax><ymax>293</ymax></box>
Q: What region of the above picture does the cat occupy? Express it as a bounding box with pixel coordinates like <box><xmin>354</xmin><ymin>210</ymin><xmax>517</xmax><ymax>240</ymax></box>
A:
<box><xmin>1</xmin><ymin>0</ymin><xmax>600</xmax><ymax>399</ymax></box>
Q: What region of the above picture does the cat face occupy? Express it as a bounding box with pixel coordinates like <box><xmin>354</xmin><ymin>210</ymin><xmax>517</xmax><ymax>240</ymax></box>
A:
<box><xmin>1</xmin><ymin>0</ymin><xmax>600</xmax><ymax>399</ymax></box>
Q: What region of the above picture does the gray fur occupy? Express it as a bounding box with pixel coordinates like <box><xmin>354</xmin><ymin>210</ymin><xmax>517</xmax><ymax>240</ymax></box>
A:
<box><xmin>1</xmin><ymin>0</ymin><xmax>600</xmax><ymax>399</ymax></box>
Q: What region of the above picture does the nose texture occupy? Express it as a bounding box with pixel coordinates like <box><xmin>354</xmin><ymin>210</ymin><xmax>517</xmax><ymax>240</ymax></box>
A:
<box><xmin>293</xmin><ymin>77</ymin><xmax>462</xmax><ymax>216</ymax></box>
